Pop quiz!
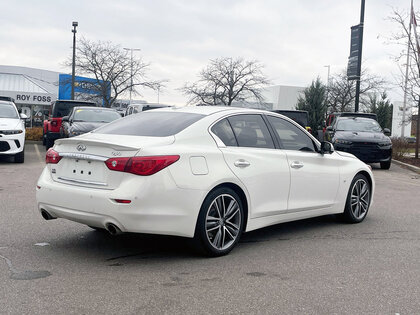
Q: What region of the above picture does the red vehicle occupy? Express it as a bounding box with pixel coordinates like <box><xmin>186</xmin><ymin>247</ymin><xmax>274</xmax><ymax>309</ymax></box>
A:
<box><xmin>43</xmin><ymin>100</ymin><xmax>97</xmax><ymax>149</ymax></box>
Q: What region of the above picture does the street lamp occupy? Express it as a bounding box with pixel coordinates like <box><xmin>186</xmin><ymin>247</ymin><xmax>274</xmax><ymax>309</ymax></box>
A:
<box><xmin>123</xmin><ymin>48</ymin><xmax>141</xmax><ymax>105</ymax></box>
<box><xmin>324</xmin><ymin>65</ymin><xmax>330</xmax><ymax>119</ymax></box>
<box><xmin>71</xmin><ymin>21</ymin><xmax>78</xmax><ymax>100</ymax></box>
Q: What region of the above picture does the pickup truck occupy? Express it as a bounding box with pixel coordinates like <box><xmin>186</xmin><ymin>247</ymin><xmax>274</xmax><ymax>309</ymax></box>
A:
<box><xmin>43</xmin><ymin>100</ymin><xmax>97</xmax><ymax>149</ymax></box>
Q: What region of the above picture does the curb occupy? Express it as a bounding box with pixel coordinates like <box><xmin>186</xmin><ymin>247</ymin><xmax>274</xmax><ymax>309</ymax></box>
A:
<box><xmin>392</xmin><ymin>159</ymin><xmax>420</xmax><ymax>174</ymax></box>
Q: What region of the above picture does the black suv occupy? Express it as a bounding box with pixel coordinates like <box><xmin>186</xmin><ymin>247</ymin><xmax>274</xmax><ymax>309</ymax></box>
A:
<box><xmin>327</xmin><ymin>116</ymin><xmax>392</xmax><ymax>169</ymax></box>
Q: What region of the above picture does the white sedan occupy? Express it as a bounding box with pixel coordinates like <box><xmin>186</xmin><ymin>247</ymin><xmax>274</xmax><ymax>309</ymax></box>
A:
<box><xmin>36</xmin><ymin>106</ymin><xmax>374</xmax><ymax>256</ymax></box>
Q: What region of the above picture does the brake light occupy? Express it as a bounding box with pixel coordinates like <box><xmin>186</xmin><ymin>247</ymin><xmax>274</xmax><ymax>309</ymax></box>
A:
<box><xmin>46</xmin><ymin>149</ymin><xmax>62</xmax><ymax>164</ymax></box>
<box><xmin>105</xmin><ymin>155</ymin><xmax>180</xmax><ymax>176</ymax></box>
<box><xmin>105</xmin><ymin>157</ymin><xmax>130</xmax><ymax>172</ymax></box>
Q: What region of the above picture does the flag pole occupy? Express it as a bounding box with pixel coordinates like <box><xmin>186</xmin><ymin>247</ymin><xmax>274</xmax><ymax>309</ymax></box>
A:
<box><xmin>401</xmin><ymin>0</ymin><xmax>413</xmax><ymax>138</ymax></box>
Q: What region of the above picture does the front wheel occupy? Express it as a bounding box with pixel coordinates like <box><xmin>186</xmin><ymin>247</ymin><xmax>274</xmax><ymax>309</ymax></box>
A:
<box><xmin>341</xmin><ymin>174</ymin><xmax>371</xmax><ymax>223</ymax></box>
<box><xmin>194</xmin><ymin>187</ymin><xmax>244</xmax><ymax>257</ymax></box>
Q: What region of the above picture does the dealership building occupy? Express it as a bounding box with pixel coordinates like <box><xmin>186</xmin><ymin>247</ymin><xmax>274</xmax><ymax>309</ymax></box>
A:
<box><xmin>0</xmin><ymin>65</ymin><xmax>108</xmax><ymax>127</ymax></box>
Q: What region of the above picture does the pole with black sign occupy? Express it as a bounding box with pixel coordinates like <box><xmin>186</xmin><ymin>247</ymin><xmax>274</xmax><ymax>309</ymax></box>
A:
<box><xmin>71</xmin><ymin>21</ymin><xmax>78</xmax><ymax>101</ymax></box>
<box><xmin>347</xmin><ymin>0</ymin><xmax>365</xmax><ymax>112</ymax></box>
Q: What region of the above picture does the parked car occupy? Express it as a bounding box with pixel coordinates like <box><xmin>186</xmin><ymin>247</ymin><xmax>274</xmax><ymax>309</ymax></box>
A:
<box><xmin>60</xmin><ymin>107</ymin><xmax>121</xmax><ymax>138</ymax></box>
<box><xmin>0</xmin><ymin>100</ymin><xmax>27</xmax><ymax>163</ymax></box>
<box><xmin>43</xmin><ymin>100</ymin><xmax>97</xmax><ymax>149</ymax></box>
<box><xmin>36</xmin><ymin>107</ymin><xmax>374</xmax><ymax>256</ymax></box>
<box><xmin>327</xmin><ymin>116</ymin><xmax>392</xmax><ymax>169</ymax></box>
<box><xmin>270</xmin><ymin>110</ymin><xmax>311</xmax><ymax>132</ymax></box>
<box><xmin>125</xmin><ymin>103</ymin><xmax>171</xmax><ymax>116</ymax></box>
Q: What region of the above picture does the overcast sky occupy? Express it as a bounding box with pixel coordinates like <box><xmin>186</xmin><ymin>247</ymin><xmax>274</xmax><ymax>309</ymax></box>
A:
<box><xmin>0</xmin><ymin>0</ymin><xmax>410</xmax><ymax>105</ymax></box>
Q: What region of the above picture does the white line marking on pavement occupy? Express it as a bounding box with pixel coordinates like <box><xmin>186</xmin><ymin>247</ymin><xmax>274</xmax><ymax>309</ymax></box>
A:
<box><xmin>34</xmin><ymin>242</ymin><xmax>50</xmax><ymax>247</ymax></box>
<box><xmin>34</xmin><ymin>144</ymin><xmax>43</xmax><ymax>164</ymax></box>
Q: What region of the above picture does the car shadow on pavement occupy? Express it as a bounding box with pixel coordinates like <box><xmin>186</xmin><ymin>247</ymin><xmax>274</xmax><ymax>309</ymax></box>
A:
<box><xmin>46</xmin><ymin>215</ymin><xmax>343</xmax><ymax>262</ymax></box>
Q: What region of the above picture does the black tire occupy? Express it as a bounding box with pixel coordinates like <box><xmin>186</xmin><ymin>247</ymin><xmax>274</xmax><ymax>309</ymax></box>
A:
<box><xmin>341</xmin><ymin>174</ymin><xmax>371</xmax><ymax>223</ymax></box>
<box><xmin>380</xmin><ymin>160</ymin><xmax>391</xmax><ymax>170</ymax></box>
<box><xmin>194</xmin><ymin>187</ymin><xmax>244</xmax><ymax>257</ymax></box>
<box><xmin>45</xmin><ymin>134</ymin><xmax>54</xmax><ymax>150</ymax></box>
<box><xmin>14</xmin><ymin>149</ymin><xmax>24</xmax><ymax>163</ymax></box>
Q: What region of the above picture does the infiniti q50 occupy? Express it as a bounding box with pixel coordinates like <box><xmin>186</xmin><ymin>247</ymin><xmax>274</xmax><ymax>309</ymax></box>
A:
<box><xmin>36</xmin><ymin>106</ymin><xmax>374</xmax><ymax>256</ymax></box>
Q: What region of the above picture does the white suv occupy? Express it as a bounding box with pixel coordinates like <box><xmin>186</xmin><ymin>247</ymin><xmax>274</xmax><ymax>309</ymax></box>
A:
<box><xmin>0</xmin><ymin>100</ymin><xmax>27</xmax><ymax>163</ymax></box>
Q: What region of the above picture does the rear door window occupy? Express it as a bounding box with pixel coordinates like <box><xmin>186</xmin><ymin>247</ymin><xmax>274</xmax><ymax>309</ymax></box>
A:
<box><xmin>227</xmin><ymin>115</ymin><xmax>274</xmax><ymax>149</ymax></box>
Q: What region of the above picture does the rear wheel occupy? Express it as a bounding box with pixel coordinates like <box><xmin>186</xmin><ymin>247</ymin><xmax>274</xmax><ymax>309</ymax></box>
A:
<box><xmin>194</xmin><ymin>187</ymin><xmax>244</xmax><ymax>257</ymax></box>
<box><xmin>14</xmin><ymin>149</ymin><xmax>24</xmax><ymax>163</ymax></box>
<box><xmin>341</xmin><ymin>174</ymin><xmax>371</xmax><ymax>223</ymax></box>
<box><xmin>380</xmin><ymin>160</ymin><xmax>391</xmax><ymax>170</ymax></box>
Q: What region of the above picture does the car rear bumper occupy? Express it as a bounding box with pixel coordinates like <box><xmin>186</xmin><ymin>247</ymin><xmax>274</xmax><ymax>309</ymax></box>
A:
<box><xmin>36</xmin><ymin>167</ymin><xmax>207</xmax><ymax>238</ymax></box>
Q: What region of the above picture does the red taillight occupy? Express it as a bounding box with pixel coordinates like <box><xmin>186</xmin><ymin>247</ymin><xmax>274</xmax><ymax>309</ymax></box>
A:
<box><xmin>46</xmin><ymin>148</ymin><xmax>62</xmax><ymax>164</ymax></box>
<box><xmin>105</xmin><ymin>157</ymin><xmax>130</xmax><ymax>172</ymax></box>
<box><xmin>105</xmin><ymin>155</ymin><xmax>180</xmax><ymax>176</ymax></box>
<box><xmin>114</xmin><ymin>199</ymin><xmax>131</xmax><ymax>204</ymax></box>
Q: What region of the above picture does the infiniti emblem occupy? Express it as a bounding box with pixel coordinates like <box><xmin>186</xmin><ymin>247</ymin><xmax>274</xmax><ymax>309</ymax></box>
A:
<box><xmin>76</xmin><ymin>144</ymin><xmax>86</xmax><ymax>152</ymax></box>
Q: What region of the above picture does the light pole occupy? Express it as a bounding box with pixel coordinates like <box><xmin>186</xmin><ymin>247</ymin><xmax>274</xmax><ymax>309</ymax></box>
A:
<box><xmin>324</xmin><ymin>65</ymin><xmax>330</xmax><ymax>117</ymax></box>
<box><xmin>123</xmin><ymin>48</ymin><xmax>141</xmax><ymax>105</ymax></box>
<box><xmin>71</xmin><ymin>21</ymin><xmax>78</xmax><ymax>100</ymax></box>
<box><xmin>354</xmin><ymin>0</ymin><xmax>365</xmax><ymax>112</ymax></box>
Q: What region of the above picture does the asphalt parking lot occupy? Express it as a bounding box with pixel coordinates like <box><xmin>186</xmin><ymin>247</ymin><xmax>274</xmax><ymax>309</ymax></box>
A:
<box><xmin>1</xmin><ymin>143</ymin><xmax>420</xmax><ymax>314</ymax></box>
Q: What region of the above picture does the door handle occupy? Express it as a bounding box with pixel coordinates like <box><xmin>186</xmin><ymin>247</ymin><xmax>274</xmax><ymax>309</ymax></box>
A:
<box><xmin>290</xmin><ymin>161</ymin><xmax>304</xmax><ymax>169</ymax></box>
<box><xmin>234</xmin><ymin>159</ymin><xmax>250</xmax><ymax>168</ymax></box>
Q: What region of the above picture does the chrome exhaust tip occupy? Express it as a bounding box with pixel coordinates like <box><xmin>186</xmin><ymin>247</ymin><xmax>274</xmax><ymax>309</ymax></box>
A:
<box><xmin>41</xmin><ymin>209</ymin><xmax>55</xmax><ymax>220</ymax></box>
<box><xmin>106</xmin><ymin>223</ymin><xmax>122</xmax><ymax>235</ymax></box>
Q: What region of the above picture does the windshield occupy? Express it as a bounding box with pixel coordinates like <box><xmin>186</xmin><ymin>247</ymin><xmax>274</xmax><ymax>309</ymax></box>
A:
<box><xmin>73</xmin><ymin>109</ymin><xmax>121</xmax><ymax>123</ymax></box>
<box><xmin>0</xmin><ymin>103</ymin><xmax>19</xmax><ymax>119</ymax></box>
<box><xmin>336</xmin><ymin>118</ymin><xmax>382</xmax><ymax>132</ymax></box>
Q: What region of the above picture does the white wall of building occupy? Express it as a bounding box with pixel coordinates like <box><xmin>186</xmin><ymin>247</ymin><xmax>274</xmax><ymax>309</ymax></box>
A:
<box><xmin>392</xmin><ymin>101</ymin><xmax>412</xmax><ymax>137</ymax></box>
<box><xmin>262</xmin><ymin>85</ymin><xmax>305</xmax><ymax>110</ymax></box>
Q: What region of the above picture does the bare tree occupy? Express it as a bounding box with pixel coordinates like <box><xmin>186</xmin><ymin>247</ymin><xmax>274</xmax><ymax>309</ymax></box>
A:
<box><xmin>388</xmin><ymin>7</ymin><xmax>420</xmax><ymax>157</ymax></box>
<box><xmin>182</xmin><ymin>57</ymin><xmax>270</xmax><ymax>106</ymax></box>
<box><xmin>67</xmin><ymin>38</ymin><xmax>163</xmax><ymax>107</ymax></box>
<box><xmin>327</xmin><ymin>69</ymin><xmax>386</xmax><ymax>113</ymax></box>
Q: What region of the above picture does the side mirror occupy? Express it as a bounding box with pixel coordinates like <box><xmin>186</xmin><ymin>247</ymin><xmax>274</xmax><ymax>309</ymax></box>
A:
<box><xmin>20</xmin><ymin>113</ymin><xmax>28</xmax><ymax>120</ymax></box>
<box><xmin>320</xmin><ymin>141</ymin><xmax>334</xmax><ymax>154</ymax></box>
<box><xmin>62</xmin><ymin>116</ymin><xmax>69</xmax><ymax>122</ymax></box>
<box><xmin>326</xmin><ymin>126</ymin><xmax>333</xmax><ymax>132</ymax></box>
<box><xmin>383</xmin><ymin>128</ymin><xmax>391</xmax><ymax>136</ymax></box>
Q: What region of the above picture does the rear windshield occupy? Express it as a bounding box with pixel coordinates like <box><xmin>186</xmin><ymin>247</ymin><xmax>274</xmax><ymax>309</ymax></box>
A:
<box><xmin>73</xmin><ymin>109</ymin><xmax>121</xmax><ymax>123</ymax></box>
<box><xmin>52</xmin><ymin>101</ymin><xmax>96</xmax><ymax>117</ymax></box>
<box><xmin>92</xmin><ymin>111</ymin><xmax>205</xmax><ymax>137</ymax></box>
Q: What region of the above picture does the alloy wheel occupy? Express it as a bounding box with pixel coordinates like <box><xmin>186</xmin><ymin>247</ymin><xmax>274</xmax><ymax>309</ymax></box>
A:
<box><xmin>205</xmin><ymin>194</ymin><xmax>242</xmax><ymax>251</ymax></box>
<box><xmin>350</xmin><ymin>179</ymin><xmax>370</xmax><ymax>220</ymax></box>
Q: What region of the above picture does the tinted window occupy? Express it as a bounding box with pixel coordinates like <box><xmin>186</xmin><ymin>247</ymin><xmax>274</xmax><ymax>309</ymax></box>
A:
<box><xmin>228</xmin><ymin>115</ymin><xmax>274</xmax><ymax>149</ymax></box>
<box><xmin>267</xmin><ymin>116</ymin><xmax>316</xmax><ymax>152</ymax></box>
<box><xmin>53</xmin><ymin>101</ymin><xmax>96</xmax><ymax>117</ymax></box>
<box><xmin>93</xmin><ymin>111</ymin><xmax>205</xmax><ymax>137</ymax></box>
<box><xmin>211</xmin><ymin>119</ymin><xmax>237</xmax><ymax>146</ymax></box>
